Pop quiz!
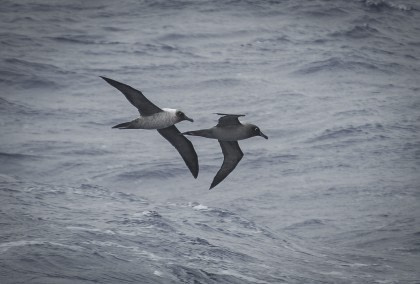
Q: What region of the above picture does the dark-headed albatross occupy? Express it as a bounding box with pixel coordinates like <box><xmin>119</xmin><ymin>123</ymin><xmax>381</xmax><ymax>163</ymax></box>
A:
<box><xmin>101</xmin><ymin>76</ymin><xmax>198</xmax><ymax>178</ymax></box>
<box><xmin>183</xmin><ymin>113</ymin><xmax>267</xmax><ymax>189</ymax></box>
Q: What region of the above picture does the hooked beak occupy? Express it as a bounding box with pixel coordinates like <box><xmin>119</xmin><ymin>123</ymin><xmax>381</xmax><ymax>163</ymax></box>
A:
<box><xmin>184</xmin><ymin>116</ymin><xmax>194</xmax><ymax>122</ymax></box>
<box><xmin>260</xmin><ymin>132</ymin><xmax>268</xmax><ymax>139</ymax></box>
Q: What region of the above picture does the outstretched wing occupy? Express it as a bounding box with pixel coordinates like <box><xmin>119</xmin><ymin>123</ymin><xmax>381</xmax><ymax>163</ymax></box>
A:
<box><xmin>215</xmin><ymin>113</ymin><xmax>246</xmax><ymax>116</ymax></box>
<box><xmin>215</xmin><ymin>113</ymin><xmax>245</xmax><ymax>127</ymax></box>
<box><xmin>158</xmin><ymin>125</ymin><xmax>199</xmax><ymax>178</ymax></box>
<box><xmin>210</xmin><ymin>141</ymin><xmax>243</xmax><ymax>189</ymax></box>
<box><xmin>101</xmin><ymin>76</ymin><xmax>162</xmax><ymax>116</ymax></box>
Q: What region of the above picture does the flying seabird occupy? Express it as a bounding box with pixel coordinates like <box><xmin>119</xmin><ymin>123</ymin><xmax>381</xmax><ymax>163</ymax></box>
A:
<box><xmin>182</xmin><ymin>113</ymin><xmax>267</xmax><ymax>189</ymax></box>
<box><xmin>101</xmin><ymin>76</ymin><xmax>198</xmax><ymax>178</ymax></box>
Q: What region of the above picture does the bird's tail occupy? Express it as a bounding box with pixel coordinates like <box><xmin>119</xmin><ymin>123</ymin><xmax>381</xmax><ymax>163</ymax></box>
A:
<box><xmin>112</xmin><ymin>121</ymin><xmax>135</xmax><ymax>129</ymax></box>
<box><xmin>182</xmin><ymin>129</ymin><xmax>215</xmax><ymax>139</ymax></box>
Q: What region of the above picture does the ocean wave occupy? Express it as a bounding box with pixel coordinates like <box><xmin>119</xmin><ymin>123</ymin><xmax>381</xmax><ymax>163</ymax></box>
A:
<box><xmin>244</xmin><ymin>153</ymin><xmax>299</xmax><ymax>169</ymax></box>
<box><xmin>329</xmin><ymin>24</ymin><xmax>380</xmax><ymax>39</ymax></box>
<box><xmin>360</xmin><ymin>0</ymin><xmax>413</xmax><ymax>11</ymax></box>
<box><xmin>245</xmin><ymin>35</ymin><xmax>292</xmax><ymax>48</ymax></box>
<box><xmin>184</xmin><ymin>236</ymin><xmax>213</xmax><ymax>246</ymax></box>
<box><xmin>0</xmin><ymin>178</ymin><xmax>389</xmax><ymax>283</ymax></box>
<box><xmin>3</xmin><ymin>2</ymin><xmax>105</xmax><ymax>13</ymax></box>
<box><xmin>0</xmin><ymin>240</ymin><xmax>83</xmax><ymax>254</ymax></box>
<box><xmin>115</xmin><ymin>166</ymin><xmax>190</xmax><ymax>180</ymax></box>
<box><xmin>0</xmin><ymin>71</ymin><xmax>59</xmax><ymax>90</ymax></box>
<box><xmin>1</xmin><ymin>58</ymin><xmax>70</xmax><ymax>89</ymax></box>
<box><xmin>147</xmin><ymin>0</ymin><xmax>194</xmax><ymax>10</ymax></box>
<box><xmin>306</xmin><ymin>123</ymin><xmax>386</xmax><ymax>143</ymax></box>
<box><xmin>62</xmin><ymin>147</ymin><xmax>113</xmax><ymax>156</ymax></box>
<box><xmin>0</xmin><ymin>32</ymin><xmax>36</xmax><ymax>47</ymax></box>
<box><xmin>101</xmin><ymin>26</ymin><xmax>129</xmax><ymax>32</ymax></box>
<box><xmin>196</xmin><ymin>78</ymin><xmax>243</xmax><ymax>88</ymax></box>
<box><xmin>132</xmin><ymin>42</ymin><xmax>201</xmax><ymax>58</ymax></box>
<box><xmin>168</xmin><ymin>264</ymin><xmax>258</xmax><ymax>284</ymax></box>
<box><xmin>284</xmin><ymin>219</ymin><xmax>330</xmax><ymax>230</ymax></box>
<box><xmin>0</xmin><ymin>97</ymin><xmax>39</xmax><ymax>116</ymax></box>
<box><xmin>0</xmin><ymin>151</ymin><xmax>42</xmax><ymax>162</ymax></box>
<box><xmin>109</xmin><ymin>215</ymin><xmax>176</xmax><ymax>232</ymax></box>
<box><xmin>47</xmin><ymin>34</ymin><xmax>122</xmax><ymax>46</ymax></box>
<box><xmin>157</xmin><ymin>32</ymin><xmax>215</xmax><ymax>42</ymax></box>
<box><xmin>189</xmin><ymin>205</ymin><xmax>271</xmax><ymax>237</ymax></box>
<box><xmin>333</xmin><ymin>109</ymin><xmax>377</xmax><ymax>118</ymax></box>
<box><xmin>298</xmin><ymin>6</ymin><xmax>349</xmax><ymax>17</ymax></box>
<box><xmin>47</xmin><ymin>35</ymin><xmax>105</xmax><ymax>45</ymax></box>
<box><xmin>4</xmin><ymin>58</ymin><xmax>72</xmax><ymax>76</ymax></box>
<box><xmin>294</xmin><ymin>57</ymin><xmax>399</xmax><ymax>75</ymax></box>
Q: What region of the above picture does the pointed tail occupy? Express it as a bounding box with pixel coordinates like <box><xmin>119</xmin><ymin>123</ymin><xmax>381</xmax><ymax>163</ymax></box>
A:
<box><xmin>112</xmin><ymin>121</ymin><xmax>134</xmax><ymax>129</ymax></box>
<box><xmin>182</xmin><ymin>129</ymin><xmax>215</xmax><ymax>139</ymax></box>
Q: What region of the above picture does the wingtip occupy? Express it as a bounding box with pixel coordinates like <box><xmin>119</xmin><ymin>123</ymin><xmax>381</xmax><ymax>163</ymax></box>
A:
<box><xmin>185</xmin><ymin>163</ymin><xmax>198</xmax><ymax>179</ymax></box>
<box><xmin>189</xmin><ymin>153</ymin><xmax>199</xmax><ymax>179</ymax></box>
<box><xmin>100</xmin><ymin>76</ymin><xmax>113</xmax><ymax>83</ymax></box>
<box><xmin>209</xmin><ymin>181</ymin><xmax>217</xmax><ymax>190</ymax></box>
<box><xmin>214</xmin><ymin>113</ymin><xmax>246</xmax><ymax>117</ymax></box>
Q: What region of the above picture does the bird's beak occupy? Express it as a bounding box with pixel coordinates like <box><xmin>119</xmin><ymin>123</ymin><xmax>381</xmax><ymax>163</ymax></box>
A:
<box><xmin>185</xmin><ymin>116</ymin><xmax>194</xmax><ymax>122</ymax></box>
<box><xmin>260</xmin><ymin>132</ymin><xmax>268</xmax><ymax>139</ymax></box>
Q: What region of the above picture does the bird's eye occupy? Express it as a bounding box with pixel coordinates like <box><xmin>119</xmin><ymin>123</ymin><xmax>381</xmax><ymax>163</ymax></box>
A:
<box><xmin>177</xmin><ymin>111</ymin><xmax>184</xmax><ymax>116</ymax></box>
<box><xmin>255</xmin><ymin>127</ymin><xmax>259</xmax><ymax>132</ymax></box>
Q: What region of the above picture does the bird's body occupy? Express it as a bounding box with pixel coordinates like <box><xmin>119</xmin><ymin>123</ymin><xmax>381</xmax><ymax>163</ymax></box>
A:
<box><xmin>186</xmin><ymin>123</ymin><xmax>264</xmax><ymax>141</ymax></box>
<box><xmin>101</xmin><ymin>76</ymin><xmax>199</xmax><ymax>178</ymax></box>
<box><xmin>183</xmin><ymin>113</ymin><xmax>267</xmax><ymax>189</ymax></box>
<box><xmin>113</xmin><ymin>108</ymin><xmax>184</xmax><ymax>130</ymax></box>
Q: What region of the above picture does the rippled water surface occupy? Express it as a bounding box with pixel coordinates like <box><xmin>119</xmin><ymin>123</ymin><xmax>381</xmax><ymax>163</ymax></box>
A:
<box><xmin>1</xmin><ymin>0</ymin><xmax>420</xmax><ymax>283</ymax></box>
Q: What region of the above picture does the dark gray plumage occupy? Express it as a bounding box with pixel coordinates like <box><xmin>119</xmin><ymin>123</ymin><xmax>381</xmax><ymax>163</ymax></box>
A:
<box><xmin>212</xmin><ymin>140</ymin><xmax>244</xmax><ymax>189</ymax></box>
<box><xmin>101</xmin><ymin>76</ymin><xmax>198</xmax><ymax>178</ymax></box>
<box><xmin>183</xmin><ymin>113</ymin><xmax>267</xmax><ymax>189</ymax></box>
<box><xmin>157</xmin><ymin>126</ymin><xmax>198</xmax><ymax>179</ymax></box>
<box><xmin>101</xmin><ymin>76</ymin><xmax>161</xmax><ymax>116</ymax></box>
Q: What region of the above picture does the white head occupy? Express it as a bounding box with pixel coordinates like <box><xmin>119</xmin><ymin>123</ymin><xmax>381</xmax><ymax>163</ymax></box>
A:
<box><xmin>162</xmin><ymin>108</ymin><xmax>194</xmax><ymax>122</ymax></box>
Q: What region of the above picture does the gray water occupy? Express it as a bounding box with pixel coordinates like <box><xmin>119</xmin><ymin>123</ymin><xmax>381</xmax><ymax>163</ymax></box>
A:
<box><xmin>1</xmin><ymin>0</ymin><xmax>420</xmax><ymax>283</ymax></box>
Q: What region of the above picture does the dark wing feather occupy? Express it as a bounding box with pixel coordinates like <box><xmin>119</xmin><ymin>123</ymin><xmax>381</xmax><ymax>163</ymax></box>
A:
<box><xmin>101</xmin><ymin>76</ymin><xmax>162</xmax><ymax>116</ymax></box>
<box><xmin>215</xmin><ymin>113</ymin><xmax>246</xmax><ymax>116</ymax></box>
<box><xmin>210</xmin><ymin>141</ymin><xmax>243</xmax><ymax>189</ymax></box>
<box><xmin>216</xmin><ymin>114</ymin><xmax>245</xmax><ymax>127</ymax></box>
<box><xmin>158</xmin><ymin>125</ymin><xmax>199</xmax><ymax>178</ymax></box>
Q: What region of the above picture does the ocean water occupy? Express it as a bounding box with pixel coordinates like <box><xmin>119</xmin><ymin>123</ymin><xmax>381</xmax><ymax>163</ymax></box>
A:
<box><xmin>1</xmin><ymin>0</ymin><xmax>420</xmax><ymax>283</ymax></box>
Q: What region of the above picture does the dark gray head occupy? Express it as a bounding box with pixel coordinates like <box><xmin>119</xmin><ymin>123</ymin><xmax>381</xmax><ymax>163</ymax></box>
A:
<box><xmin>248</xmin><ymin>124</ymin><xmax>268</xmax><ymax>139</ymax></box>
<box><xmin>176</xmin><ymin>110</ymin><xmax>194</xmax><ymax>122</ymax></box>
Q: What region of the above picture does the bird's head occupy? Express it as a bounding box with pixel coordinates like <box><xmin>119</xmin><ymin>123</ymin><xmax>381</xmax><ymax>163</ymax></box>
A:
<box><xmin>175</xmin><ymin>110</ymin><xmax>194</xmax><ymax>122</ymax></box>
<box><xmin>248</xmin><ymin>124</ymin><xmax>268</xmax><ymax>139</ymax></box>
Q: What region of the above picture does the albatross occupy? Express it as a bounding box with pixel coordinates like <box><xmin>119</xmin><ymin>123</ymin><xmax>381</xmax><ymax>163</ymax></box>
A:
<box><xmin>101</xmin><ymin>76</ymin><xmax>199</xmax><ymax>178</ymax></box>
<box><xmin>182</xmin><ymin>113</ymin><xmax>267</xmax><ymax>189</ymax></box>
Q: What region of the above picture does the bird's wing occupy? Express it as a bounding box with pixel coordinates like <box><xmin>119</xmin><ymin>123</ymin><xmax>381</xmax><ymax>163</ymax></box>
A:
<box><xmin>158</xmin><ymin>125</ymin><xmax>199</xmax><ymax>178</ymax></box>
<box><xmin>101</xmin><ymin>76</ymin><xmax>162</xmax><ymax>116</ymax></box>
<box><xmin>210</xmin><ymin>141</ymin><xmax>243</xmax><ymax>189</ymax></box>
<box><xmin>215</xmin><ymin>113</ymin><xmax>245</xmax><ymax>127</ymax></box>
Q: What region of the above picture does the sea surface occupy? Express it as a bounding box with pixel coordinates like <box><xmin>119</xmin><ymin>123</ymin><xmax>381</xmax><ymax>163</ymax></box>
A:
<box><xmin>1</xmin><ymin>0</ymin><xmax>420</xmax><ymax>283</ymax></box>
